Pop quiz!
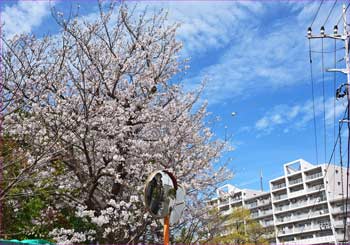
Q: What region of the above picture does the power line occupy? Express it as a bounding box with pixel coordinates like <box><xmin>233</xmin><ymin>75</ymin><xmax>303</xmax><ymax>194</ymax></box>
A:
<box><xmin>337</xmin><ymin>2</ymin><xmax>350</xmax><ymax>26</ymax></box>
<box><xmin>311</xmin><ymin>0</ymin><xmax>324</xmax><ymax>27</ymax></box>
<box><xmin>334</xmin><ymin>39</ymin><xmax>337</xmax><ymax>166</ymax></box>
<box><xmin>311</xmin><ymin>47</ymin><xmax>344</xmax><ymax>53</ymax></box>
<box><xmin>323</xmin><ymin>0</ymin><xmax>338</xmax><ymax>27</ymax></box>
<box><xmin>340</xmin><ymin>121</ymin><xmax>345</xmax><ymax>236</ymax></box>
<box><xmin>308</xmin><ymin>39</ymin><xmax>319</xmax><ymax>165</ymax></box>
<box><xmin>344</xmin><ymin>109</ymin><xmax>350</xmax><ymax>241</ymax></box>
<box><xmin>300</xmin><ymin>106</ymin><xmax>348</xmax><ymax>235</ymax></box>
<box><xmin>321</xmin><ymin>37</ymin><xmax>327</xmax><ymax>163</ymax></box>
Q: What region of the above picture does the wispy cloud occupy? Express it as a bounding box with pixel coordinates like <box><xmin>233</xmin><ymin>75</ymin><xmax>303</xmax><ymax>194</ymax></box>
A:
<box><xmin>254</xmin><ymin>97</ymin><xmax>347</xmax><ymax>135</ymax></box>
<box><xmin>2</xmin><ymin>0</ymin><xmax>54</xmax><ymax>38</ymax></box>
<box><xmin>180</xmin><ymin>1</ymin><xmax>346</xmax><ymax>105</ymax></box>
<box><xmin>163</xmin><ymin>1</ymin><xmax>264</xmax><ymax>57</ymax></box>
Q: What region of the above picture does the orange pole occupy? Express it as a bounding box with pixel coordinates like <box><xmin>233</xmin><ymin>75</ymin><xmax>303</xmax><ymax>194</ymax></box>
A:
<box><xmin>164</xmin><ymin>215</ymin><xmax>170</xmax><ymax>245</ymax></box>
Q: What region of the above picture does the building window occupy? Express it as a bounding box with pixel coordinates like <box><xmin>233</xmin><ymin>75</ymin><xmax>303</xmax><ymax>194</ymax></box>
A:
<box><xmin>336</xmin><ymin>170</ymin><xmax>339</xmax><ymax>174</ymax></box>
<box><xmin>338</xmin><ymin>182</ymin><xmax>341</xmax><ymax>186</ymax></box>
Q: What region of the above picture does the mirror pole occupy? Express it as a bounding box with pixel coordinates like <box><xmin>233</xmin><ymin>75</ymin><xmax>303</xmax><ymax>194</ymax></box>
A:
<box><xmin>164</xmin><ymin>215</ymin><xmax>170</xmax><ymax>245</ymax></box>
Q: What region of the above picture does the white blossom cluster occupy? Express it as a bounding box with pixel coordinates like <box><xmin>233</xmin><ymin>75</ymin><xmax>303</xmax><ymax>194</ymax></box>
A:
<box><xmin>2</xmin><ymin>3</ymin><xmax>232</xmax><ymax>244</ymax></box>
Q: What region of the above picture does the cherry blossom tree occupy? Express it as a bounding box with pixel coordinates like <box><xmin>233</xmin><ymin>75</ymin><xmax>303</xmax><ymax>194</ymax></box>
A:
<box><xmin>1</xmin><ymin>2</ymin><xmax>232</xmax><ymax>243</ymax></box>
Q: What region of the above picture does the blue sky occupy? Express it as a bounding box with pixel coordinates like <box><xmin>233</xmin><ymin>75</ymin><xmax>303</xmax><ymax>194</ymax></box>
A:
<box><xmin>1</xmin><ymin>0</ymin><xmax>349</xmax><ymax>191</ymax></box>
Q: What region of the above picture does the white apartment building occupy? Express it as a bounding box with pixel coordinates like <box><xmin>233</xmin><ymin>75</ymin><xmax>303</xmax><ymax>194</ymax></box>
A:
<box><xmin>210</xmin><ymin>159</ymin><xmax>350</xmax><ymax>244</ymax></box>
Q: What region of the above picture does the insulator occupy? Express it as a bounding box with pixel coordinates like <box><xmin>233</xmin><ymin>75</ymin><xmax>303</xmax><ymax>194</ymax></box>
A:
<box><xmin>334</xmin><ymin>25</ymin><xmax>338</xmax><ymax>35</ymax></box>
<box><xmin>307</xmin><ymin>27</ymin><xmax>312</xmax><ymax>37</ymax></box>
<box><xmin>320</xmin><ymin>26</ymin><xmax>325</xmax><ymax>36</ymax></box>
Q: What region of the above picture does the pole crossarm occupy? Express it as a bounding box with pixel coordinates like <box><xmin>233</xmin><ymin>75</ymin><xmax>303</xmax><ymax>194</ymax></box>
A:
<box><xmin>327</xmin><ymin>68</ymin><xmax>350</xmax><ymax>74</ymax></box>
<box><xmin>307</xmin><ymin>34</ymin><xmax>347</xmax><ymax>40</ymax></box>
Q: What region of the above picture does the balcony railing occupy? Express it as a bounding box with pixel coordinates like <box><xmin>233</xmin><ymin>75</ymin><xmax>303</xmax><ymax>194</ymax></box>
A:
<box><xmin>251</xmin><ymin>214</ymin><xmax>259</xmax><ymax>219</ymax></box>
<box><xmin>247</xmin><ymin>202</ymin><xmax>257</xmax><ymax>208</ymax></box>
<box><xmin>277</xmin><ymin>209</ymin><xmax>329</xmax><ymax>225</ymax></box>
<box><xmin>308</xmin><ymin>184</ymin><xmax>324</xmax><ymax>192</ymax></box>
<box><xmin>272</xmin><ymin>183</ymin><xmax>286</xmax><ymax>190</ymax></box>
<box><xmin>231</xmin><ymin>197</ymin><xmax>242</xmax><ymax>202</ymax></box>
<box><xmin>333</xmin><ymin>219</ymin><xmax>345</xmax><ymax>227</ymax></box>
<box><xmin>309</xmin><ymin>196</ymin><xmax>327</xmax><ymax>203</ymax></box>
<box><xmin>275</xmin><ymin>194</ymin><xmax>288</xmax><ymax>200</ymax></box>
<box><xmin>306</xmin><ymin>172</ymin><xmax>323</xmax><ymax>180</ymax></box>
<box><xmin>262</xmin><ymin>221</ymin><xmax>274</xmax><ymax>227</ymax></box>
<box><xmin>219</xmin><ymin>200</ymin><xmax>229</xmax><ymax>206</ymax></box>
<box><xmin>259</xmin><ymin>199</ymin><xmax>271</xmax><ymax>205</ymax></box>
<box><xmin>294</xmin><ymin>200</ymin><xmax>308</xmax><ymax>207</ymax></box>
<box><xmin>260</xmin><ymin>209</ymin><xmax>273</xmax><ymax>216</ymax></box>
<box><xmin>336</xmin><ymin>233</ymin><xmax>347</xmax><ymax>241</ymax></box>
<box><xmin>277</xmin><ymin>216</ymin><xmax>291</xmax><ymax>223</ymax></box>
<box><xmin>276</xmin><ymin>205</ymin><xmax>289</xmax><ymax>211</ymax></box>
<box><xmin>331</xmin><ymin>205</ymin><xmax>350</xmax><ymax>213</ymax></box>
<box><xmin>289</xmin><ymin>178</ymin><xmax>303</xmax><ymax>185</ymax></box>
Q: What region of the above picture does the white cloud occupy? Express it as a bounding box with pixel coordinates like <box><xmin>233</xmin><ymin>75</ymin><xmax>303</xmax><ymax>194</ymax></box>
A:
<box><xmin>173</xmin><ymin>2</ymin><xmax>264</xmax><ymax>56</ymax></box>
<box><xmin>140</xmin><ymin>1</ymin><xmax>263</xmax><ymax>57</ymax></box>
<box><xmin>2</xmin><ymin>0</ymin><xmax>54</xmax><ymax>38</ymax></box>
<box><xmin>180</xmin><ymin>1</ymin><xmax>347</xmax><ymax>105</ymax></box>
<box><xmin>254</xmin><ymin>96</ymin><xmax>347</xmax><ymax>135</ymax></box>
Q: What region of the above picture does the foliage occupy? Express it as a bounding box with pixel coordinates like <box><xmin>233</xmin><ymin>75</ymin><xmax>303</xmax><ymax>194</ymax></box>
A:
<box><xmin>1</xmin><ymin>1</ymin><xmax>232</xmax><ymax>243</ymax></box>
<box><xmin>207</xmin><ymin>207</ymin><xmax>269</xmax><ymax>245</ymax></box>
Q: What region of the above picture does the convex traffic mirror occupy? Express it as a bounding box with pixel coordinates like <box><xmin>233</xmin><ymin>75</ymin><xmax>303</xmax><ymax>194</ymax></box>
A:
<box><xmin>144</xmin><ymin>170</ymin><xmax>177</xmax><ymax>219</ymax></box>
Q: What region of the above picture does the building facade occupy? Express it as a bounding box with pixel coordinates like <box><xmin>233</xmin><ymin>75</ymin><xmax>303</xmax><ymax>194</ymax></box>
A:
<box><xmin>210</xmin><ymin>159</ymin><xmax>350</xmax><ymax>244</ymax></box>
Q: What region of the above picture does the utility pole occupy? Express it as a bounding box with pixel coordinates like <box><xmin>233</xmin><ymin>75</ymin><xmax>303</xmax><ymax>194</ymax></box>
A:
<box><xmin>344</xmin><ymin>5</ymin><xmax>350</xmax><ymax>243</ymax></box>
<box><xmin>308</xmin><ymin>4</ymin><xmax>350</xmax><ymax>244</ymax></box>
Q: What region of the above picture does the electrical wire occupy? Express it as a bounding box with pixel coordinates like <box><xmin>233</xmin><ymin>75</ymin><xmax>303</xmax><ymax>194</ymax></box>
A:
<box><xmin>334</xmin><ymin>39</ymin><xmax>337</xmax><ymax>166</ymax></box>
<box><xmin>308</xmin><ymin>39</ymin><xmax>319</xmax><ymax>165</ymax></box>
<box><xmin>323</xmin><ymin>0</ymin><xmax>338</xmax><ymax>27</ymax></box>
<box><xmin>311</xmin><ymin>0</ymin><xmax>324</xmax><ymax>28</ymax></box>
<box><xmin>311</xmin><ymin>47</ymin><xmax>345</xmax><ymax>53</ymax></box>
<box><xmin>299</xmin><ymin>106</ymin><xmax>348</xmax><ymax>235</ymax></box>
<box><xmin>333</xmin><ymin>39</ymin><xmax>337</xmax><ymax>201</ymax></box>
<box><xmin>340</xmin><ymin>121</ymin><xmax>346</xmax><ymax>238</ymax></box>
<box><xmin>322</xmin><ymin>37</ymin><xmax>327</xmax><ymax>163</ymax></box>
<box><xmin>345</xmin><ymin>100</ymin><xmax>350</xmax><ymax>241</ymax></box>
<box><xmin>337</xmin><ymin>2</ymin><xmax>350</xmax><ymax>26</ymax></box>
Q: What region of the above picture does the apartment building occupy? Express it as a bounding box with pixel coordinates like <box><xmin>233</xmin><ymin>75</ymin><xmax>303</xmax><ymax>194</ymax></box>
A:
<box><xmin>210</xmin><ymin>159</ymin><xmax>350</xmax><ymax>244</ymax></box>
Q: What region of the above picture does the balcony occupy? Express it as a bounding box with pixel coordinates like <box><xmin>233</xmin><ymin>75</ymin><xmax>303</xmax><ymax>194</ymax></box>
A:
<box><xmin>333</xmin><ymin>219</ymin><xmax>345</xmax><ymax>228</ymax></box>
<box><xmin>332</xmin><ymin>205</ymin><xmax>350</xmax><ymax>213</ymax></box>
<box><xmin>284</xmin><ymin>235</ymin><xmax>335</xmax><ymax>245</ymax></box>
<box><xmin>276</xmin><ymin>210</ymin><xmax>329</xmax><ymax>225</ymax></box>
<box><xmin>259</xmin><ymin>199</ymin><xmax>271</xmax><ymax>205</ymax></box>
<box><xmin>292</xmin><ymin>200</ymin><xmax>308</xmax><ymax>207</ymax></box>
<box><xmin>309</xmin><ymin>196</ymin><xmax>327</xmax><ymax>203</ymax></box>
<box><xmin>251</xmin><ymin>213</ymin><xmax>259</xmax><ymax>218</ymax></box>
<box><xmin>279</xmin><ymin>225</ymin><xmax>318</xmax><ymax>236</ymax></box>
<box><xmin>246</xmin><ymin>202</ymin><xmax>258</xmax><ymax>209</ymax></box>
<box><xmin>260</xmin><ymin>209</ymin><xmax>273</xmax><ymax>216</ymax></box>
<box><xmin>277</xmin><ymin>216</ymin><xmax>292</xmax><ymax>223</ymax></box>
<box><xmin>274</xmin><ymin>194</ymin><xmax>288</xmax><ymax>201</ymax></box>
<box><xmin>220</xmin><ymin>209</ymin><xmax>232</xmax><ymax>216</ymax></box>
<box><xmin>262</xmin><ymin>220</ymin><xmax>274</xmax><ymax>227</ymax></box>
<box><xmin>308</xmin><ymin>184</ymin><xmax>324</xmax><ymax>192</ymax></box>
<box><xmin>278</xmin><ymin>228</ymin><xmax>294</xmax><ymax>236</ymax></box>
<box><xmin>231</xmin><ymin>197</ymin><xmax>242</xmax><ymax>203</ymax></box>
<box><xmin>336</xmin><ymin>233</ymin><xmax>347</xmax><ymax>242</ymax></box>
<box><xmin>306</xmin><ymin>172</ymin><xmax>323</xmax><ymax>180</ymax></box>
<box><xmin>272</xmin><ymin>183</ymin><xmax>286</xmax><ymax>190</ymax></box>
<box><xmin>275</xmin><ymin>205</ymin><xmax>289</xmax><ymax>212</ymax></box>
<box><xmin>219</xmin><ymin>199</ymin><xmax>229</xmax><ymax>206</ymax></box>
<box><xmin>289</xmin><ymin>178</ymin><xmax>303</xmax><ymax>185</ymax></box>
